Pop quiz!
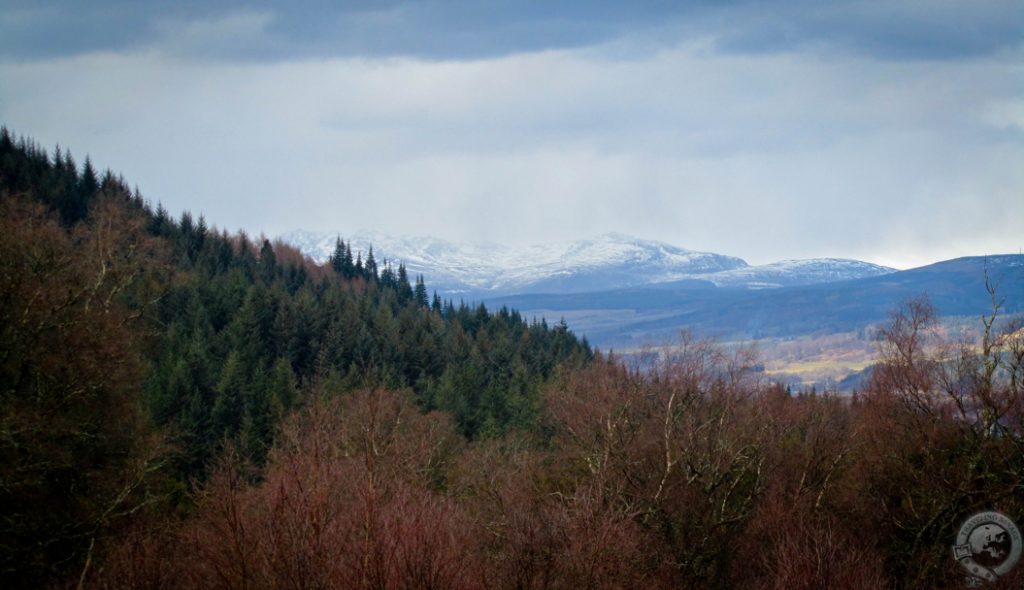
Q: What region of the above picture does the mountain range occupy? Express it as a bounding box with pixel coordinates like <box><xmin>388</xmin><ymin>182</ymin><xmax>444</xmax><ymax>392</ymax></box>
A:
<box><xmin>484</xmin><ymin>254</ymin><xmax>1024</xmax><ymax>348</ymax></box>
<box><xmin>279</xmin><ymin>230</ymin><xmax>895</xmax><ymax>296</ymax></box>
<box><xmin>280</xmin><ymin>230</ymin><xmax>1022</xmax><ymax>364</ymax></box>
<box><xmin>473</xmin><ymin>253</ymin><xmax>1023</xmax><ymax>390</ymax></box>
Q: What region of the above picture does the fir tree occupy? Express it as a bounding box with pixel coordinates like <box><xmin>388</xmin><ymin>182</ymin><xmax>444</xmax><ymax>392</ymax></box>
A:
<box><xmin>365</xmin><ymin>246</ymin><xmax>378</xmax><ymax>280</ymax></box>
<box><xmin>258</xmin><ymin>239</ymin><xmax>277</xmax><ymax>284</ymax></box>
<box><xmin>397</xmin><ymin>264</ymin><xmax>413</xmax><ymax>303</ymax></box>
<box><xmin>330</xmin><ymin>237</ymin><xmax>345</xmax><ymax>275</ymax></box>
<box><xmin>415</xmin><ymin>274</ymin><xmax>429</xmax><ymax>308</ymax></box>
<box><xmin>342</xmin><ymin>240</ymin><xmax>354</xmax><ymax>277</ymax></box>
<box><xmin>212</xmin><ymin>351</ymin><xmax>248</xmax><ymax>438</ymax></box>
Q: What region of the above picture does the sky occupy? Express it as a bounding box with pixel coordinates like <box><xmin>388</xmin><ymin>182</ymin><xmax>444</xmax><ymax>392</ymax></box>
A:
<box><xmin>1</xmin><ymin>1</ymin><xmax>1022</xmax><ymax>268</ymax></box>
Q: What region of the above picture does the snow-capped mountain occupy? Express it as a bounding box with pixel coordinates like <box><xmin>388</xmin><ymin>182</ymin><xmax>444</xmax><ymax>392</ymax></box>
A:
<box><xmin>697</xmin><ymin>258</ymin><xmax>894</xmax><ymax>289</ymax></box>
<box><xmin>278</xmin><ymin>230</ymin><xmax>894</xmax><ymax>295</ymax></box>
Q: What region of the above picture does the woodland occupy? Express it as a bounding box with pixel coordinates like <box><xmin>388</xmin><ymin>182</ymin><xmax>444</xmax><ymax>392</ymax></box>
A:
<box><xmin>2</xmin><ymin>128</ymin><xmax>1023</xmax><ymax>588</ymax></box>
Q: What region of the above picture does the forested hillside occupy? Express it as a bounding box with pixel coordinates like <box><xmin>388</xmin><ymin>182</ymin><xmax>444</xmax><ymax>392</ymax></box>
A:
<box><xmin>0</xmin><ymin>128</ymin><xmax>591</xmax><ymax>585</ymax></box>
<box><xmin>2</xmin><ymin>129</ymin><xmax>1024</xmax><ymax>589</ymax></box>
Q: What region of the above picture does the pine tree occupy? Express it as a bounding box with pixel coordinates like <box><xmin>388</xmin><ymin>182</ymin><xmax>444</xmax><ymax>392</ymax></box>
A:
<box><xmin>365</xmin><ymin>246</ymin><xmax>379</xmax><ymax>280</ymax></box>
<box><xmin>258</xmin><ymin>239</ymin><xmax>277</xmax><ymax>284</ymax></box>
<box><xmin>342</xmin><ymin>240</ymin><xmax>354</xmax><ymax>277</ymax></box>
<box><xmin>415</xmin><ymin>274</ymin><xmax>429</xmax><ymax>308</ymax></box>
<box><xmin>70</xmin><ymin>156</ymin><xmax>99</xmax><ymax>223</ymax></box>
<box><xmin>397</xmin><ymin>264</ymin><xmax>413</xmax><ymax>303</ymax></box>
<box><xmin>150</xmin><ymin>203</ymin><xmax>172</xmax><ymax>236</ymax></box>
<box><xmin>195</xmin><ymin>215</ymin><xmax>208</xmax><ymax>258</ymax></box>
<box><xmin>212</xmin><ymin>351</ymin><xmax>248</xmax><ymax>438</ymax></box>
<box><xmin>330</xmin><ymin>237</ymin><xmax>345</xmax><ymax>274</ymax></box>
<box><xmin>267</xmin><ymin>357</ymin><xmax>298</xmax><ymax>412</ymax></box>
<box><xmin>179</xmin><ymin>211</ymin><xmax>196</xmax><ymax>262</ymax></box>
<box><xmin>380</xmin><ymin>261</ymin><xmax>396</xmax><ymax>288</ymax></box>
<box><xmin>235</xmin><ymin>233</ymin><xmax>258</xmax><ymax>280</ymax></box>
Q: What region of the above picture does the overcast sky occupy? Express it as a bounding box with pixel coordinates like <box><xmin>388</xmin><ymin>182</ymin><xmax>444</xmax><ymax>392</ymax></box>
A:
<box><xmin>1</xmin><ymin>1</ymin><xmax>1021</xmax><ymax>268</ymax></box>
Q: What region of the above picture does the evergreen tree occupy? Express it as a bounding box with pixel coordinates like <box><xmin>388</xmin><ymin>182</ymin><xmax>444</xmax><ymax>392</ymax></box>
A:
<box><xmin>211</xmin><ymin>351</ymin><xmax>248</xmax><ymax>438</ymax></box>
<box><xmin>330</xmin><ymin>237</ymin><xmax>345</xmax><ymax>275</ymax></box>
<box><xmin>365</xmin><ymin>246</ymin><xmax>378</xmax><ymax>280</ymax></box>
<box><xmin>69</xmin><ymin>156</ymin><xmax>98</xmax><ymax>224</ymax></box>
<box><xmin>397</xmin><ymin>264</ymin><xmax>413</xmax><ymax>303</ymax></box>
<box><xmin>258</xmin><ymin>239</ymin><xmax>277</xmax><ymax>284</ymax></box>
<box><xmin>414</xmin><ymin>274</ymin><xmax>429</xmax><ymax>308</ymax></box>
<box><xmin>342</xmin><ymin>240</ymin><xmax>354</xmax><ymax>277</ymax></box>
<box><xmin>380</xmin><ymin>261</ymin><xmax>396</xmax><ymax>288</ymax></box>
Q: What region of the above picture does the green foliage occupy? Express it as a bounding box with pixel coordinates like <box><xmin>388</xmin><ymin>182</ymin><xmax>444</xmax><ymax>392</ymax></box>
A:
<box><xmin>0</xmin><ymin>125</ymin><xmax>594</xmax><ymax>480</ymax></box>
<box><xmin>7</xmin><ymin>127</ymin><xmax>1024</xmax><ymax>590</ymax></box>
<box><xmin>0</xmin><ymin>128</ymin><xmax>596</xmax><ymax>585</ymax></box>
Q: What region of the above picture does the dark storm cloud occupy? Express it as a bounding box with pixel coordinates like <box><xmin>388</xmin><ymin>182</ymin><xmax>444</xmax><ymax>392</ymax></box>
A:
<box><xmin>0</xmin><ymin>1</ymin><xmax>699</xmax><ymax>60</ymax></box>
<box><xmin>2</xmin><ymin>1</ymin><xmax>1020</xmax><ymax>62</ymax></box>
<box><xmin>709</xmin><ymin>0</ymin><xmax>1024</xmax><ymax>60</ymax></box>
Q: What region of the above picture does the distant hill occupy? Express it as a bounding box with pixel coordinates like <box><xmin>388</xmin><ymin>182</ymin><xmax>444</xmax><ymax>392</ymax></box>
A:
<box><xmin>280</xmin><ymin>230</ymin><xmax>893</xmax><ymax>295</ymax></box>
<box><xmin>280</xmin><ymin>232</ymin><xmax>1019</xmax><ymax>355</ymax></box>
<box><xmin>483</xmin><ymin>255</ymin><xmax>1024</xmax><ymax>349</ymax></box>
<box><xmin>675</xmin><ymin>258</ymin><xmax>895</xmax><ymax>289</ymax></box>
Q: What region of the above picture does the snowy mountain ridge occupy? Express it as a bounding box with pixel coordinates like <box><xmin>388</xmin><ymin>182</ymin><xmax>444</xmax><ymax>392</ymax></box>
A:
<box><xmin>278</xmin><ymin>230</ymin><xmax>894</xmax><ymax>295</ymax></box>
<box><xmin>701</xmin><ymin>258</ymin><xmax>896</xmax><ymax>289</ymax></box>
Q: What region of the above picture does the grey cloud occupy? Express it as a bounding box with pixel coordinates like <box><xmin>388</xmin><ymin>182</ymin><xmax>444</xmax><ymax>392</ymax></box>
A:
<box><xmin>1</xmin><ymin>2</ymin><xmax>1020</xmax><ymax>269</ymax></box>
<box><xmin>0</xmin><ymin>0</ymin><xmax>693</xmax><ymax>60</ymax></box>
<box><xmin>708</xmin><ymin>0</ymin><xmax>1024</xmax><ymax>60</ymax></box>
<box><xmin>1</xmin><ymin>1</ymin><xmax>1019</xmax><ymax>62</ymax></box>
<box><xmin>2</xmin><ymin>44</ymin><xmax>1018</xmax><ymax>267</ymax></box>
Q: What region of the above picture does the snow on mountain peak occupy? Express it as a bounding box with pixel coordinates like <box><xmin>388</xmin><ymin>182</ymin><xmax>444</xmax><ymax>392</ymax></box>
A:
<box><xmin>278</xmin><ymin>230</ymin><xmax>893</xmax><ymax>295</ymax></box>
<box><xmin>705</xmin><ymin>258</ymin><xmax>895</xmax><ymax>289</ymax></box>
